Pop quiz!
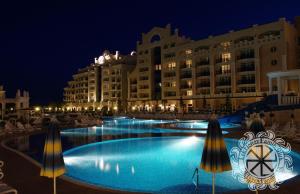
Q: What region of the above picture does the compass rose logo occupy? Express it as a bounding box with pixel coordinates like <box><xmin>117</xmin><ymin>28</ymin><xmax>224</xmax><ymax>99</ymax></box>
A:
<box><xmin>230</xmin><ymin>130</ymin><xmax>293</xmax><ymax>191</ymax></box>
<box><xmin>246</xmin><ymin>144</ymin><xmax>278</xmax><ymax>179</ymax></box>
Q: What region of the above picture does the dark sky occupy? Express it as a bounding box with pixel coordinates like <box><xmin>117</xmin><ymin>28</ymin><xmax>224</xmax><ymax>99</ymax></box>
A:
<box><xmin>1</xmin><ymin>0</ymin><xmax>300</xmax><ymax>105</ymax></box>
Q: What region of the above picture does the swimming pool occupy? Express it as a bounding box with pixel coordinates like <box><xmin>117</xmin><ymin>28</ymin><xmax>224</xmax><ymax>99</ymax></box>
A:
<box><xmin>61</xmin><ymin>117</ymin><xmax>232</xmax><ymax>136</ymax></box>
<box><xmin>175</xmin><ymin>120</ymin><xmax>240</xmax><ymax>129</ymax></box>
<box><xmin>63</xmin><ymin>136</ymin><xmax>300</xmax><ymax>193</ymax></box>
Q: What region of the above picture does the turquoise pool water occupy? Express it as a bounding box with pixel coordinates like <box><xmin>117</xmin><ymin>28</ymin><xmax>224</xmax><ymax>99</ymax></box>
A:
<box><xmin>61</xmin><ymin>117</ymin><xmax>232</xmax><ymax>136</ymax></box>
<box><xmin>64</xmin><ymin>136</ymin><xmax>300</xmax><ymax>193</ymax></box>
<box><xmin>175</xmin><ymin>120</ymin><xmax>240</xmax><ymax>129</ymax></box>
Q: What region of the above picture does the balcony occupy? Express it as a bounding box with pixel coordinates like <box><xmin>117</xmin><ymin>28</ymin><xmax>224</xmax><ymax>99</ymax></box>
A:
<box><xmin>238</xmin><ymin>65</ymin><xmax>255</xmax><ymax>72</ymax></box>
<box><xmin>180</xmin><ymin>73</ymin><xmax>192</xmax><ymax>79</ymax></box>
<box><xmin>196</xmin><ymin>71</ymin><xmax>210</xmax><ymax>77</ymax></box>
<box><xmin>165</xmin><ymin>91</ymin><xmax>176</xmax><ymax>97</ymax></box>
<box><xmin>196</xmin><ymin>60</ymin><xmax>210</xmax><ymax>66</ymax></box>
<box><xmin>164</xmin><ymin>72</ymin><xmax>176</xmax><ymax>78</ymax></box>
<box><xmin>216</xmin><ymin>70</ymin><xmax>231</xmax><ymax>75</ymax></box>
<box><xmin>236</xmin><ymin>53</ymin><xmax>255</xmax><ymax>61</ymax></box>
<box><xmin>216</xmin><ymin>80</ymin><xmax>231</xmax><ymax>86</ymax></box>
<box><xmin>180</xmin><ymin>64</ymin><xmax>192</xmax><ymax>69</ymax></box>
<box><xmin>237</xmin><ymin>78</ymin><xmax>255</xmax><ymax>85</ymax></box>
<box><xmin>197</xmin><ymin>82</ymin><xmax>210</xmax><ymax>88</ymax></box>
<box><xmin>130</xmin><ymin>80</ymin><xmax>137</xmax><ymax>85</ymax></box>
<box><xmin>180</xmin><ymin>84</ymin><xmax>192</xmax><ymax>89</ymax></box>
<box><xmin>215</xmin><ymin>58</ymin><xmax>230</xmax><ymax>64</ymax></box>
<box><xmin>139</xmin><ymin>67</ymin><xmax>149</xmax><ymax>72</ymax></box>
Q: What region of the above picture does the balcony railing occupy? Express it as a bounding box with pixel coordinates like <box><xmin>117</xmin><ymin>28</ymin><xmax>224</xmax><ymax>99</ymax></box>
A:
<box><xmin>216</xmin><ymin>70</ymin><xmax>231</xmax><ymax>75</ymax></box>
<box><xmin>180</xmin><ymin>64</ymin><xmax>192</xmax><ymax>69</ymax></box>
<box><xmin>216</xmin><ymin>81</ymin><xmax>231</xmax><ymax>86</ymax></box>
<box><xmin>197</xmin><ymin>82</ymin><xmax>210</xmax><ymax>87</ymax></box>
<box><xmin>180</xmin><ymin>73</ymin><xmax>192</xmax><ymax>79</ymax></box>
<box><xmin>236</xmin><ymin>53</ymin><xmax>255</xmax><ymax>60</ymax></box>
<box><xmin>237</xmin><ymin>79</ymin><xmax>255</xmax><ymax>85</ymax></box>
<box><xmin>196</xmin><ymin>71</ymin><xmax>210</xmax><ymax>77</ymax></box>
<box><xmin>196</xmin><ymin>60</ymin><xmax>210</xmax><ymax>66</ymax></box>
<box><xmin>180</xmin><ymin>84</ymin><xmax>192</xmax><ymax>89</ymax></box>
<box><xmin>215</xmin><ymin>58</ymin><xmax>230</xmax><ymax>63</ymax></box>
<box><xmin>238</xmin><ymin>65</ymin><xmax>255</xmax><ymax>72</ymax></box>
<box><xmin>164</xmin><ymin>72</ymin><xmax>176</xmax><ymax>78</ymax></box>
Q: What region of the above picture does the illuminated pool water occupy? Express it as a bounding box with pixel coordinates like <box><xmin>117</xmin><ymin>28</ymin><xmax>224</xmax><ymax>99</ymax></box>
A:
<box><xmin>63</xmin><ymin>137</ymin><xmax>300</xmax><ymax>193</ymax></box>
<box><xmin>61</xmin><ymin>117</ymin><xmax>233</xmax><ymax>136</ymax></box>
<box><xmin>175</xmin><ymin>120</ymin><xmax>240</xmax><ymax>129</ymax></box>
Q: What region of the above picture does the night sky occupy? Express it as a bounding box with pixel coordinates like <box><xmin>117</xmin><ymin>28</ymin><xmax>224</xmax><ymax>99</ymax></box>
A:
<box><xmin>1</xmin><ymin>0</ymin><xmax>300</xmax><ymax>105</ymax></box>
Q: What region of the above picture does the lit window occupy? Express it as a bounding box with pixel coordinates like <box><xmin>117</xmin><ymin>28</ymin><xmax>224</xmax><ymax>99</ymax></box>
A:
<box><xmin>222</xmin><ymin>53</ymin><xmax>231</xmax><ymax>62</ymax></box>
<box><xmin>187</xmin><ymin>90</ymin><xmax>193</xmax><ymax>96</ymax></box>
<box><xmin>172</xmin><ymin>81</ymin><xmax>176</xmax><ymax>87</ymax></box>
<box><xmin>155</xmin><ymin>64</ymin><xmax>161</xmax><ymax>70</ymax></box>
<box><xmin>186</xmin><ymin>60</ymin><xmax>192</xmax><ymax>68</ymax></box>
<box><xmin>221</xmin><ymin>64</ymin><xmax>231</xmax><ymax>74</ymax></box>
<box><xmin>185</xmin><ymin>49</ymin><xmax>192</xmax><ymax>55</ymax></box>
<box><xmin>167</xmin><ymin>62</ymin><xmax>176</xmax><ymax>69</ymax></box>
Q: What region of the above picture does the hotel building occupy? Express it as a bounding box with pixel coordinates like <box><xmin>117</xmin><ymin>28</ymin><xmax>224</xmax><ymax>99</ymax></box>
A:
<box><xmin>64</xmin><ymin>16</ymin><xmax>300</xmax><ymax>112</ymax></box>
<box><xmin>128</xmin><ymin>17</ymin><xmax>300</xmax><ymax>112</ymax></box>
<box><xmin>64</xmin><ymin>51</ymin><xmax>136</xmax><ymax>111</ymax></box>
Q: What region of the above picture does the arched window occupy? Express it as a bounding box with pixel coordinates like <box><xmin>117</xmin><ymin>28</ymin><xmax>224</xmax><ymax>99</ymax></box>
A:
<box><xmin>150</xmin><ymin>34</ymin><xmax>161</xmax><ymax>43</ymax></box>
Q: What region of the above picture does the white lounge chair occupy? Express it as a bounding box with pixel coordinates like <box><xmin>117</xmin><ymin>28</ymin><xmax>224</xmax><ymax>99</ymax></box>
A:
<box><xmin>16</xmin><ymin>122</ymin><xmax>25</xmax><ymax>132</ymax></box>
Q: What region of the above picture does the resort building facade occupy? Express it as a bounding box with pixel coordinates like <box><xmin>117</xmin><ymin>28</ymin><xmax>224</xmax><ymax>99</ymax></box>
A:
<box><xmin>128</xmin><ymin>17</ymin><xmax>300</xmax><ymax>112</ymax></box>
<box><xmin>0</xmin><ymin>85</ymin><xmax>30</xmax><ymax>119</ymax></box>
<box><xmin>64</xmin><ymin>51</ymin><xmax>136</xmax><ymax>111</ymax></box>
<box><xmin>64</xmin><ymin>16</ymin><xmax>300</xmax><ymax>112</ymax></box>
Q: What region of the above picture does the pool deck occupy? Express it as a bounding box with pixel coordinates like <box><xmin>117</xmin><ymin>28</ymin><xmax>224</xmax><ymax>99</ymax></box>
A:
<box><xmin>1</xmin><ymin>128</ymin><xmax>300</xmax><ymax>194</ymax></box>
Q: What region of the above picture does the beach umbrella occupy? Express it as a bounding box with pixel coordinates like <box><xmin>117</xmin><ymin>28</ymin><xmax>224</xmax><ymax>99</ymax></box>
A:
<box><xmin>40</xmin><ymin>123</ymin><xmax>65</xmax><ymax>194</ymax></box>
<box><xmin>248</xmin><ymin>118</ymin><xmax>265</xmax><ymax>194</ymax></box>
<box><xmin>200</xmin><ymin>115</ymin><xmax>232</xmax><ymax>194</ymax></box>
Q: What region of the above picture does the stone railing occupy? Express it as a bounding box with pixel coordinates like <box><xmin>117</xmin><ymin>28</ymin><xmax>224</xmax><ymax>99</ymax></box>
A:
<box><xmin>281</xmin><ymin>96</ymin><xmax>300</xmax><ymax>105</ymax></box>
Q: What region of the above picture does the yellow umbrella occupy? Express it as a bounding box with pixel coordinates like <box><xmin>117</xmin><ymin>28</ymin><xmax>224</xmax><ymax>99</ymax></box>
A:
<box><xmin>200</xmin><ymin>115</ymin><xmax>232</xmax><ymax>194</ymax></box>
<box><xmin>40</xmin><ymin>123</ymin><xmax>65</xmax><ymax>194</ymax></box>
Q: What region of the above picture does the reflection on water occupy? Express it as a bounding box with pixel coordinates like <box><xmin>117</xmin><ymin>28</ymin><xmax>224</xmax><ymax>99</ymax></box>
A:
<box><xmin>6</xmin><ymin>117</ymin><xmax>231</xmax><ymax>163</ymax></box>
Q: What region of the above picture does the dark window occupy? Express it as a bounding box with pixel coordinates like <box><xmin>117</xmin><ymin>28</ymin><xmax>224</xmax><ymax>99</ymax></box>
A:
<box><xmin>270</xmin><ymin>47</ymin><xmax>277</xmax><ymax>53</ymax></box>
<box><xmin>271</xmin><ymin>60</ymin><xmax>277</xmax><ymax>66</ymax></box>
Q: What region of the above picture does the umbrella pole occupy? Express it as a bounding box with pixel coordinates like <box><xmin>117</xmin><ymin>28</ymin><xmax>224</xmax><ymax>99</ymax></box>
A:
<box><xmin>212</xmin><ymin>173</ymin><xmax>215</xmax><ymax>194</ymax></box>
<box><xmin>54</xmin><ymin>176</ymin><xmax>56</xmax><ymax>194</ymax></box>
<box><xmin>256</xmin><ymin>190</ymin><xmax>258</xmax><ymax>194</ymax></box>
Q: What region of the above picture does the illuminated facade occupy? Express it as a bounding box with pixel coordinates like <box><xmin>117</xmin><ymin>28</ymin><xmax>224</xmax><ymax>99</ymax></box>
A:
<box><xmin>63</xmin><ymin>51</ymin><xmax>135</xmax><ymax>110</ymax></box>
<box><xmin>128</xmin><ymin>17</ymin><xmax>300</xmax><ymax>112</ymax></box>
<box><xmin>64</xmin><ymin>17</ymin><xmax>300</xmax><ymax>112</ymax></box>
